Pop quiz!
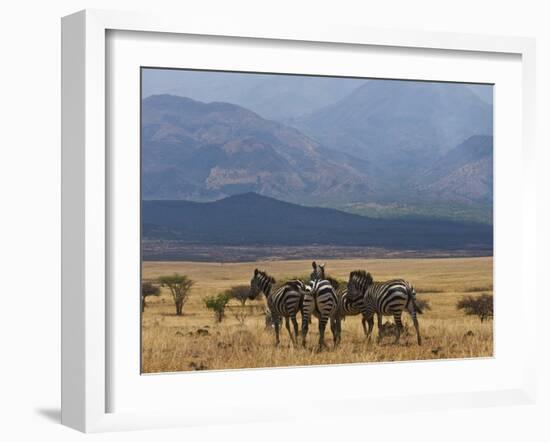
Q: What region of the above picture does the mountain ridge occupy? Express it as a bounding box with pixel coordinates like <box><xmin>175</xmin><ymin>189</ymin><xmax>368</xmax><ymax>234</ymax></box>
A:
<box><xmin>142</xmin><ymin>192</ymin><xmax>492</xmax><ymax>251</ymax></box>
<box><xmin>291</xmin><ymin>80</ymin><xmax>493</xmax><ymax>169</ymax></box>
<box><xmin>142</xmin><ymin>94</ymin><xmax>378</xmax><ymax>203</ymax></box>
<box><xmin>142</xmin><ymin>92</ymin><xmax>493</xmax><ymax>219</ymax></box>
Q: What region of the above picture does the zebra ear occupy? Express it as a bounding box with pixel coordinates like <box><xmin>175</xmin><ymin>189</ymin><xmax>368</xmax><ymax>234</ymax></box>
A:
<box><xmin>312</xmin><ymin>261</ymin><xmax>317</xmax><ymax>269</ymax></box>
<box><xmin>271</xmin><ymin>276</ymin><xmax>276</xmax><ymax>283</ymax></box>
<box><xmin>320</xmin><ymin>263</ymin><xmax>325</xmax><ymax>269</ymax></box>
<box><xmin>254</xmin><ymin>268</ymin><xmax>259</xmax><ymax>276</ymax></box>
<box><xmin>366</xmin><ymin>272</ymin><xmax>373</xmax><ymax>284</ymax></box>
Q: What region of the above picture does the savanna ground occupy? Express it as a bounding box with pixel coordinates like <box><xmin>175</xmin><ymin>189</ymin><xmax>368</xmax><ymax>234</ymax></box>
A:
<box><xmin>141</xmin><ymin>257</ymin><xmax>493</xmax><ymax>373</ymax></box>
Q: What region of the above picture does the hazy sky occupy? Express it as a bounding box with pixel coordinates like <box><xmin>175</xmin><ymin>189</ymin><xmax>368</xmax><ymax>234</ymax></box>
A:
<box><xmin>141</xmin><ymin>68</ymin><xmax>493</xmax><ymax>121</ymax></box>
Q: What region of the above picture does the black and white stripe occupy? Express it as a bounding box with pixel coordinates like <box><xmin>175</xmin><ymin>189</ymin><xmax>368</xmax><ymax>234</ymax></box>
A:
<box><xmin>310</xmin><ymin>261</ymin><xmax>325</xmax><ymax>281</ymax></box>
<box><xmin>311</xmin><ymin>261</ymin><xmax>368</xmax><ymax>337</ymax></box>
<box><xmin>347</xmin><ymin>270</ymin><xmax>422</xmax><ymax>345</ymax></box>
<box><xmin>249</xmin><ymin>268</ymin><xmax>305</xmax><ymax>346</ymax></box>
<box><xmin>303</xmin><ymin>262</ymin><xmax>340</xmax><ymax>348</ymax></box>
<box><xmin>336</xmin><ymin>287</ymin><xmax>369</xmax><ymax>336</ymax></box>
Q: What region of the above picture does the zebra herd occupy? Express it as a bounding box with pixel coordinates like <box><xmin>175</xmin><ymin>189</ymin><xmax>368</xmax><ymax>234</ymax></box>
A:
<box><xmin>248</xmin><ymin>261</ymin><xmax>423</xmax><ymax>349</ymax></box>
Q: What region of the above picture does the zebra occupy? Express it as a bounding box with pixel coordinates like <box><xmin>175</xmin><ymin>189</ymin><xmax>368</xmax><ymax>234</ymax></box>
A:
<box><xmin>310</xmin><ymin>261</ymin><xmax>325</xmax><ymax>281</ymax></box>
<box><xmin>311</xmin><ymin>261</ymin><xmax>368</xmax><ymax>337</ymax></box>
<box><xmin>336</xmin><ymin>287</ymin><xmax>369</xmax><ymax>337</ymax></box>
<box><xmin>248</xmin><ymin>269</ymin><xmax>306</xmax><ymax>346</ymax></box>
<box><xmin>347</xmin><ymin>270</ymin><xmax>422</xmax><ymax>345</ymax></box>
<box><xmin>302</xmin><ymin>262</ymin><xmax>340</xmax><ymax>348</ymax></box>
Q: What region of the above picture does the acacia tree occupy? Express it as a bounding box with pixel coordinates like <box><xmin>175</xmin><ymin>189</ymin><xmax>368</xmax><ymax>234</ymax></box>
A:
<box><xmin>141</xmin><ymin>281</ymin><xmax>160</xmax><ymax>312</ymax></box>
<box><xmin>158</xmin><ymin>274</ymin><xmax>194</xmax><ymax>316</ymax></box>
<box><xmin>456</xmin><ymin>294</ymin><xmax>493</xmax><ymax>322</ymax></box>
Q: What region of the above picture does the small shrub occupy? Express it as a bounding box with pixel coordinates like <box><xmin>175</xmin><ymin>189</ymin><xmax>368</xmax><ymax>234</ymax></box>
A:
<box><xmin>226</xmin><ymin>285</ymin><xmax>250</xmax><ymax>305</ymax></box>
<box><xmin>456</xmin><ymin>294</ymin><xmax>493</xmax><ymax>322</ymax></box>
<box><xmin>141</xmin><ymin>281</ymin><xmax>160</xmax><ymax>312</ymax></box>
<box><xmin>204</xmin><ymin>292</ymin><xmax>232</xmax><ymax>323</ymax></box>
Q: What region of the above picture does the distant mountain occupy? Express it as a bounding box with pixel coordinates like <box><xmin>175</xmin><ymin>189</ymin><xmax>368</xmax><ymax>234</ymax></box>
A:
<box><xmin>142</xmin><ymin>94</ymin><xmax>377</xmax><ymax>203</ymax></box>
<box><xmin>292</xmin><ymin>80</ymin><xmax>493</xmax><ymax>172</ymax></box>
<box><xmin>142</xmin><ymin>69</ymin><xmax>366</xmax><ymax>120</ymax></box>
<box><xmin>413</xmin><ymin>135</ymin><xmax>493</xmax><ymax>205</ymax></box>
<box><xmin>142</xmin><ymin>193</ymin><xmax>492</xmax><ymax>251</ymax></box>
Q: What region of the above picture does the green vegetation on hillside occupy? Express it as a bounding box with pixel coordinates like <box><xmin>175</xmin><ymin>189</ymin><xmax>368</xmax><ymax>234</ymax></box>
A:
<box><xmin>337</xmin><ymin>202</ymin><xmax>492</xmax><ymax>225</ymax></box>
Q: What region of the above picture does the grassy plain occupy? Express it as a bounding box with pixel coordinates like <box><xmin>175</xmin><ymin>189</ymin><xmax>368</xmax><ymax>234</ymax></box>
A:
<box><xmin>141</xmin><ymin>257</ymin><xmax>493</xmax><ymax>373</ymax></box>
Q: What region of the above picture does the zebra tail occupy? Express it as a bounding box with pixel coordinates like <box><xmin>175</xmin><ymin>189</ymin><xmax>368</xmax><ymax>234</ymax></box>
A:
<box><xmin>407</xmin><ymin>288</ymin><xmax>423</xmax><ymax>314</ymax></box>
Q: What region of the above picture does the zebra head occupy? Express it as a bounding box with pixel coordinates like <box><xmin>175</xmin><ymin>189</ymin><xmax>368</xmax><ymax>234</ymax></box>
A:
<box><xmin>347</xmin><ymin>270</ymin><xmax>373</xmax><ymax>300</ymax></box>
<box><xmin>249</xmin><ymin>268</ymin><xmax>275</xmax><ymax>300</ymax></box>
<box><xmin>310</xmin><ymin>261</ymin><xmax>326</xmax><ymax>281</ymax></box>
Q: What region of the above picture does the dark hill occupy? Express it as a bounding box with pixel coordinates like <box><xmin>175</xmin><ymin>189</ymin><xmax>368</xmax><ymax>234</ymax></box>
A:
<box><xmin>142</xmin><ymin>193</ymin><xmax>492</xmax><ymax>251</ymax></box>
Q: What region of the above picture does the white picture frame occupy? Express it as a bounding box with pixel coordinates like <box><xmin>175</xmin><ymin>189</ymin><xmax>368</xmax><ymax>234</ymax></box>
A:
<box><xmin>61</xmin><ymin>9</ymin><xmax>537</xmax><ymax>433</ymax></box>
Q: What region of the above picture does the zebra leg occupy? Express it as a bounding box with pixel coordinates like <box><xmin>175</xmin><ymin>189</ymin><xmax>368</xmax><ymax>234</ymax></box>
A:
<box><xmin>284</xmin><ymin>316</ymin><xmax>295</xmax><ymax>345</ymax></box>
<box><xmin>336</xmin><ymin>315</ymin><xmax>342</xmax><ymax>345</ymax></box>
<box><xmin>330</xmin><ymin>317</ymin><xmax>339</xmax><ymax>347</ymax></box>
<box><xmin>361</xmin><ymin>315</ymin><xmax>368</xmax><ymax>337</ymax></box>
<box><xmin>393</xmin><ymin>313</ymin><xmax>403</xmax><ymax>344</ymax></box>
<box><xmin>407</xmin><ymin>303</ymin><xmax>422</xmax><ymax>345</ymax></box>
<box><xmin>301</xmin><ymin>312</ymin><xmax>309</xmax><ymax>347</ymax></box>
<box><xmin>412</xmin><ymin>313</ymin><xmax>421</xmax><ymax>346</ymax></box>
<box><xmin>376</xmin><ymin>313</ymin><xmax>383</xmax><ymax>344</ymax></box>
<box><xmin>365</xmin><ymin>315</ymin><xmax>374</xmax><ymax>341</ymax></box>
<box><xmin>291</xmin><ymin>315</ymin><xmax>299</xmax><ymax>345</ymax></box>
<box><xmin>273</xmin><ymin>316</ymin><xmax>281</xmax><ymax>347</ymax></box>
<box><xmin>318</xmin><ymin>316</ymin><xmax>328</xmax><ymax>350</ymax></box>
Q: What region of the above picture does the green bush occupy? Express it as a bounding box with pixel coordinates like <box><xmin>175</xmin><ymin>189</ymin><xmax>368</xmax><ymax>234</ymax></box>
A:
<box><xmin>204</xmin><ymin>292</ymin><xmax>233</xmax><ymax>322</ymax></box>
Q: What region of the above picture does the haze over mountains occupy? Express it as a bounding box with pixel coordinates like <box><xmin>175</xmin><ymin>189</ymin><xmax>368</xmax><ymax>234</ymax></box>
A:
<box><xmin>291</xmin><ymin>80</ymin><xmax>492</xmax><ymax>170</ymax></box>
<box><xmin>142</xmin><ymin>72</ymin><xmax>493</xmax><ymax>222</ymax></box>
<box><xmin>142</xmin><ymin>70</ymin><xmax>365</xmax><ymax>120</ymax></box>
<box><xmin>142</xmin><ymin>94</ymin><xmax>377</xmax><ymax>204</ymax></box>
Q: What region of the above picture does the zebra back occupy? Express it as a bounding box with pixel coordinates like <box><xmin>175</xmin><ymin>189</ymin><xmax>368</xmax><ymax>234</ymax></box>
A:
<box><xmin>365</xmin><ymin>279</ymin><xmax>417</xmax><ymax>316</ymax></box>
<box><xmin>251</xmin><ymin>269</ymin><xmax>306</xmax><ymax>319</ymax></box>
<box><xmin>305</xmin><ymin>278</ymin><xmax>339</xmax><ymax>318</ymax></box>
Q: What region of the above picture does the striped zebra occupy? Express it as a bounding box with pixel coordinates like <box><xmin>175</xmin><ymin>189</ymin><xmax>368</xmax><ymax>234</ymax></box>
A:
<box><xmin>336</xmin><ymin>288</ymin><xmax>369</xmax><ymax>337</ymax></box>
<box><xmin>303</xmin><ymin>262</ymin><xmax>340</xmax><ymax>348</ymax></box>
<box><xmin>347</xmin><ymin>270</ymin><xmax>422</xmax><ymax>345</ymax></box>
<box><xmin>311</xmin><ymin>262</ymin><xmax>368</xmax><ymax>337</ymax></box>
<box><xmin>248</xmin><ymin>269</ymin><xmax>306</xmax><ymax>346</ymax></box>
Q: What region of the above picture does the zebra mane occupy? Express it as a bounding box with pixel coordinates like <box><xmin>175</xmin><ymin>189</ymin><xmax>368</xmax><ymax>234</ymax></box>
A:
<box><xmin>349</xmin><ymin>270</ymin><xmax>373</xmax><ymax>285</ymax></box>
<box><xmin>254</xmin><ymin>268</ymin><xmax>275</xmax><ymax>283</ymax></box>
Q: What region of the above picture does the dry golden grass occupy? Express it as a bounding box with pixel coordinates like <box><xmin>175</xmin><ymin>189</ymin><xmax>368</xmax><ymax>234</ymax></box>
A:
<box><xmin>141</xmin><ymin>257</ymin><xmax>493</xmax><ymax>373</ymax></box>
